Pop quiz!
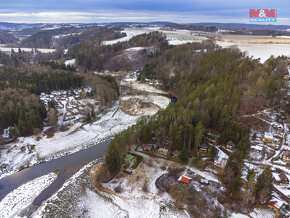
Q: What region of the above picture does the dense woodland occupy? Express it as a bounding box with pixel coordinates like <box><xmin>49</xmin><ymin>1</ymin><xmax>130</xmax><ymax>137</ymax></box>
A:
<box><xmin>21</xmin><ymin>26</ymin><xmax>126</xmax><ymax>49</ymax></box>
<box><xmin>0</xmin><ymin>89</ymin><xmax>46</xmax><ymax>137</ymax></box>
<box><xmin>0</xmin><ymin>64</ymin><xmax>120</xmax><ymax>137</ymax></box>
<box><xmin>0</xmin><ymin>67</ymin><xmax>82</xmax><ymax>94</ymax></box>
<box><xmin>0</xmin><ymin>32</ymin><xmax>17</xmax><ymax>44</ymax></box>
<box><xmin>105</xmin><ymin>44</ymin><xmax>287</xmax><ymax>200</ymax></box>
<box><xmin>165</xmin><ymin>23</ymin><xmax>218</xmax><ymax>32</ymax></box>
<box><xmin>69</xmin><ymin>31</ymin><xmax>170</xmax><ymax>71</ymax></box>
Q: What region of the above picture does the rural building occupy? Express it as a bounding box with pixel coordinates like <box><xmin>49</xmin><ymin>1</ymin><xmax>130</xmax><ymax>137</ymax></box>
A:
<box><xmin>226</xmin><ymin>141</ymin><xmax>235</xmax><ymax>149</ymax></box>
<box><xmin>214</xmin><ymin>148</ymin><xmax>229</xmax><ymax>173</ymax></box>
<box><xmin>199</xmin><ymin>145</ymin><xmax>208</xmax><ymax>152</ymax></box>
<box><xmin>263</xmin><ymin>132</ymin><xmax>273</xmax><ymax>142</ymax></box>
<box><xmin>200</xmin><ymin>179</ymin><xmax>209</xmax><ymax>185</ymax></box>
<box><xmin>124</xmin><ymin>154</ymin><xmax>134</xmax><ymax>163</ymax></box>
<box><xmin>251</xmin><ymin>145</ymin><xmax>263</xmax><ymax>153</ymax></box>
<box><xmin>143</xmin><ymin>144</ymin><xmax>152</xmax><ymax>151</ymax></box>
<box><xmin>178</xmin><ymin>175</ymin><xmax>192</xmax><ymax>184</ymax></box>
<box><xmin>158</xmin><ymin>148</ymin><xmax>169</xmax><ymax>157</ymax></box>
<box><xmin>268</xmin><ymin>198</ymin><xmax>284</xmax><ymax>211</ymax></box>
<box><xmin>204</xmin><ymin>129</ymin><xmax>220</xmax><ymax>146</ymax></box>
<box><xmin>273</xmin><ymin>172</ymin><xmax>289</xmax><ymax>185</ymax></box>
<box><xmin>282</xmin><ymin>150</ymin><xmax>290</xmax><ymax>162</ymax></box>
<box><xmin>172</xmin><ymin>150</ymin><xmax>181</xmax><ymax>158</ymax></box>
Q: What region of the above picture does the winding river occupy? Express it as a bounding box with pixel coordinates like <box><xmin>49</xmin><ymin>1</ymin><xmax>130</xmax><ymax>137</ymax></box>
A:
<box><xmin>0</xmin><ymin>140</ymin><xmax>111</xmax><ymax>202</ymax></box>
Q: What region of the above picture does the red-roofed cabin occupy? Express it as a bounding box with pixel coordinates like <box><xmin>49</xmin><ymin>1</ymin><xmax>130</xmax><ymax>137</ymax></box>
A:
<box><xmin>268</xmin><ymin>199</ymin><xmax>284</xmax><ymax>211</ymax></box>
<box><xmin>143</xmin><ymin>144</ymin><xmax>152</xmax><ymax>151</ymax></box>
<box><xmin>178</xmin><ymin>176</ymin><xmax>192</xmax><ymax>184</ymax></box>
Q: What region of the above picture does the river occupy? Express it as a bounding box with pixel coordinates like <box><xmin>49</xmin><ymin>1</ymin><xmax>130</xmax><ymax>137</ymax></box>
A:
<box><xmin>0</xmin><ymin>140</ymin><xmax>111</xmax><ymax>202</ymax></box>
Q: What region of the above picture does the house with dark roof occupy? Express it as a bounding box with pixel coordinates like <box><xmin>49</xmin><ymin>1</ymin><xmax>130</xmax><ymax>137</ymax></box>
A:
<box><xmin>282</xmin><ymin>150</ymin><xmax>290</xmax><ymax>162</ymax></box>
<box><xmin>273</xmin><ymin>172</ymin><xmax>289</xmax><ymax>185</ymax></box>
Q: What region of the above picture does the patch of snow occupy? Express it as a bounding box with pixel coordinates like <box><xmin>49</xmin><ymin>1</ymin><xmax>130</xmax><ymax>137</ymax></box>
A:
<box><xmin>0</xmin><ymin>44</ymin><xmax>56</xmax><ymax>54</ymax></box>
<box><xmin>0</xmin><ymin>172</ymin><xmax>56</xmax><ymax>218</ymax></box>
<box><xmin>249</xmin><ymin>208</ymin><xmax>275</xmax><ymax>218</ymax></box>
<box><xmin>120</xmin><ymin>80</ymin><xmax>166</xmax><ymax>94</ymax></box>
<box><xmin>125</xmin><ymin>47</ymin><xmax>146</xmax><ymax>51</ymax></box>
<box><xmin>231</xmin><ymin>213</ymin><xmax>249</xmax><ymax>218</ymax></box>
<box><xmin>64</xmin><ymin>58</ymin><xmax>75</xmax><ymax>66</ymax></box>
<box><xmin>186</xmin><ymin>166</ymin><xmax>220</xmax><ymax>183</ymax></box>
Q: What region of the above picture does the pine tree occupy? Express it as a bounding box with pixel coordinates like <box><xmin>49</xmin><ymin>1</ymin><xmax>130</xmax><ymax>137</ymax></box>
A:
<box><xmin>106</xmin><ymin>143</ymin><xmax>121</xmax><ymax>173</ymax></box>
<box><xmin>194</xmin><ymin>121</ymin><xmax>205</xmax><ymax>149</ymax></box>
<box><xmin>91</xmin><ymin>108</ymin><xmax>96</xmax><ymax>119</ymax></box>
<box><xmin>226</xmin><ymin>176</ymin><xmax>242</xmax><ymax>196</ymax></box>
<box><xmin>255</xmin><ymin>167</ymin><xmax>273</xmax><ymax>203</ymax></box>
<box><xmin>179</xmin><ymin>145</ymin><xmax>189</xmax><ymax>163</ymax></box>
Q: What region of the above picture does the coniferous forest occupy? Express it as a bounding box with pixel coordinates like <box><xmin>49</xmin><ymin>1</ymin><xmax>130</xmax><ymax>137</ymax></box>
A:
<box><xmin>105</xmin><ymin>43</ymin><xmax>287</xmax><ymax>196</ymax></box>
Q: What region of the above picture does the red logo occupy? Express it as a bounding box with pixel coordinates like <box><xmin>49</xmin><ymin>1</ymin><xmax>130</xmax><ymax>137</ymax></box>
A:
<box><xmin>249</xmin><ymin>9</ymin><xmax>277</xmax><ymax>18</ymax></box>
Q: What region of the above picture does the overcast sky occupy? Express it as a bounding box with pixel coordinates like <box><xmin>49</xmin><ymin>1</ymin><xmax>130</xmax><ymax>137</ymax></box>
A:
<box><xmin>0</xmin><ymin>0</ymin><xmax>289</xmax><ymax>24</ymax></box>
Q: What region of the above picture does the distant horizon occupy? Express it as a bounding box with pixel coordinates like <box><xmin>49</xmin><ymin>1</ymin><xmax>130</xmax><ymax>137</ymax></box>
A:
<box><xmin>0</xmin><ymin>0</ymin><xmax>289</xmax><ymax>25</ymax></box>
<box><xmin>1</xmin><ymin>21</ymin><xmax>290</xmax><ymax>27</ymax></box>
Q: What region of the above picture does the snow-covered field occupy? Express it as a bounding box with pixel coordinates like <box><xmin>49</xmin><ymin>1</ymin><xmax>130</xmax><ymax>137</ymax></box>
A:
<box><xmin>102</xmin><ymin>27</ymin><xmax>290</xmax><ymax>62</ymax></box>
<box><xmin>0</xmin><ymin>44</ymin><xmax>56</xmax><ymax>53</ymax></box>
<box><xmin>102</xmin><ymin>27</ymin><xmax>206</xmax><ymax>46</ymax></box>
<box><xmin>217</xmin><ymin>41</ymin><xmax>290</xmax><ymax>63</ymax></box>
<box><xmin>236</xmin><ymin>44</ymin><xmax>290</xmax><ymax>63</ymax></box>
<box><xmin>0</xmin><ymin>172</ymin><xmax>57</xmax><ymax>218</ymax></box>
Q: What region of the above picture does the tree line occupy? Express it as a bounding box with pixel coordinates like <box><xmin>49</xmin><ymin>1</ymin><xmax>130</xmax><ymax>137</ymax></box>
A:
<box><xmin>0</xmin><ymin>89</ymin><xmax>46</xmax><ymax>137</ymax></box>
<box><xmin>0</xmin><ymin>67</ymin><xmax>83</xmax><ymax>94</ymax></box>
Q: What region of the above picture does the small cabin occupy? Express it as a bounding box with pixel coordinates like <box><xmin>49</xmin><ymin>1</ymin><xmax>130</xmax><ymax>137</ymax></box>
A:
<box><xmin>268</xmin><ymin>198</ymin><xmax>284</xmax><ymax>211</ymax></box>
<box><xmin>273</xmin><ymin>172</ymin><xmax>289</xmax><ymax>185</ymax></box>
<box><xmin>178</xmin><ymin>175</ymin><xmax>192</xmax><ymax>184</ymax></box>
<box><xmin>172</xmin><ymin>150</ymin><xmax>181</xmax><ymax>158</ymax></box>
<box><xmin>214</xmin><ymin>148</ymin><xmax>229</xmax><ymax>173</ymax></box>
<box><xmin>124</xmin><ymin>154</ymin><xmax>134</xmax><ymax>163</ymax></box>
<box><xmin>158</xmin><ymin>148</ymin><xmax>169</xmax><ymax>157</ymax></box>
<box><xmin>263</xmin><ymin>132</ymin><xmax>273</xmax><ymax>142</ymax></box>
<box><xmin>143</xmin><ymin>144</ymin><xmax>152</xmax><ymax>151</ymax></box>
<box><xmin>226</xmin><ymin>141</ymin><xmax>235</xmax><ymax>149</ymax></box>
<box><xmin>199</xmin><ymin>145</ymin><xmax>208</xmax><ymax>152</ymax></box>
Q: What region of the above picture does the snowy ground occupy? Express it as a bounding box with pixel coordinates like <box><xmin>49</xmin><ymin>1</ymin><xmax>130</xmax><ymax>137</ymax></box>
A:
<box><xmin>40</xmin><ymin>87</ymin><xmax>95</xmax><ymax>126</ymax></box>
<box><xmin>243</xmin><ymin>106</ymin><xmax>290</xmax><ymax>211</ymax></box>
<box><xmin>102</xmin><ymin>27</ymin><xmax>206</xmax><ymax>46</ymax></box>
<box><xmin>64</xmin><ymin>58</ymin><xmax>75</xmax><ymax>66</ymax></box>
<box><xmin>86</xmin><ymin>156</ymin><xmax>188</xmax><ymax>217</ymax></box>
<box><xmin>36</xmin><ymin>91</ymin><xmax>169</xmax><ymax>159</ymax></box>
<box><xmin>0</xmin><ymin>172</ymin><xmax>57</xmax><ymax>218</ymax></box>
<box><xmin>217</xmin><ymin>41</ymin><xmax>290</xmax><ymax>63</ymax></box>
<box><xmin>0</xmin><ymin>73</ymin><xmax>170</xmax><ymax>181</ymax></box>
<box><xmin>120</xmin><ymin>80</ymin><xmax>166</xmax><ymax>94</ymax></box>
<box><xmin>102</xmin><ymin>27</ymin><xmax>290</xmax><ymax>62</ymax></box>
<box><xmin>0</xmin><ymin>44</ymin><xmax>56</xmax><ymax>53</ymax></box>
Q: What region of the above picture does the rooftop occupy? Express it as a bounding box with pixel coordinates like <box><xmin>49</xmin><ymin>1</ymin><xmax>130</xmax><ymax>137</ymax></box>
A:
<box><xmin>178</xmin><ymin>175</ymin><xmax>192</xmax><ymax>184</ymax></box>
<box><xmin>124</xmin><ymin>154</ymin><xmax>134</xmax><ymax>161</ymax></box>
